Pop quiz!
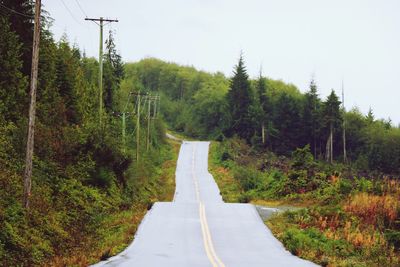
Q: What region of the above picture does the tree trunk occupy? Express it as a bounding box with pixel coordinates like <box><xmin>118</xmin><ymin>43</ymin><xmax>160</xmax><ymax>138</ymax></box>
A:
<box><xmin>330</xmin><ymin>125</ymin><xmax>333</xmax><ymax>164</ymax></box>
<box><xmin>261</xmin><ymin>122</ymin><xmax>265</xmax><ymax>144</ymax></box>
<box><xmin>325</xmin><ymin>134</ymin><xmax>330</xmax><ymax>162</ymax></box>
<box><xmin>325</xmin><ymin>123</ymin><xmax>333</xmax><ymax>164</ymax></box>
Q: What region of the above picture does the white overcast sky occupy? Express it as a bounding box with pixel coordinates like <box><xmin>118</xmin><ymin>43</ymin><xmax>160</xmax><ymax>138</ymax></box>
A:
<box><xmin>44</xmin><ymin>0</ymin><xmax>400</xmax><ymax>125</ymax></box>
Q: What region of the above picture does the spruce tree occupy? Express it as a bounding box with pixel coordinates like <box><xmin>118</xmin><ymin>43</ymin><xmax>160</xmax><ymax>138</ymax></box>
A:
<box><xmin>322</xmin><ymin>90</ymin><xmax>342</xmax><ymax>163</ymax></box>
<box><xmin>272</xmin><ymin>93</ymin><xmax>302</xmax><ymax>154</ymax></box>
<box><xmin>104</xmin><ymin>30</ymin><xmax>124</xmax><ymax>113</ymax></box>
<box><xmin>302</xmin><ymin>79</ymin><xmax>321</xmax><ymax>158</ymax></box>
<box><xmin>0</xmin><ymin>16</ymin><xmax>27</xmax><ymax>122</ymax></box>
<box><xmin>1</xmin><ymin>0</ymin><xmax>34</xmax><ymax>77</ymax></box>
<box><xmin>226</xmin><ymin>55</ymin><xmax>253</xmax><ymax>141</ymax></box>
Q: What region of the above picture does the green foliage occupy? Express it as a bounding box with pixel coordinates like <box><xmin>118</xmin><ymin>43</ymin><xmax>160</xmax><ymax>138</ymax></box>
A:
<box><xmin>123</xmin><ymin>57</ymin><xmax>400</xmax><ymax>175</ymax></box>
<box><xmin>0</xmin><ymin>16</ymin><xmax>27</xmax><ymax>122</ymax></box>
<box><xmin>0</xmin><ymin>11</ymin><xmax>173</xmax><ymax>265</ymax></box>
<box><xmin>104</xmin><ymin>29</ymin><xmax>124</xmax><ymax>113</ymax></box>
<box><xmin>291</xmin><ymin>145</ymin><xmax>315</xmax><ymax>170</ymax></box>
<box><xmin>281</xmin><ymin>226</ymin><xmax>353</xmax><ymax>259</ymax></box>
<box><xmin>225</xmin><ymin>55</ymin><xmax>254</xmax><ymax>141</ymax></box>
<box><xmin>302</xmin><ymin>79</ymin><xmax>321</xmax><ymax>158</ymax></box>
<box><xmin>1</xmin><ymin>0</ymin><xmax>34</xmax><ymax>76</ymax></box>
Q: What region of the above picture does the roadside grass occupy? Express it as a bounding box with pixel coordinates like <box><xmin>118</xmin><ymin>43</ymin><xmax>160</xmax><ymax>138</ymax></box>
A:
<box><xmin>251</xmin><ymin>199</ymin><xmax>313</xmax><ymax>208</ymax></box>
<box><xmin>209</xmin><ymin>142</ymin><xmax>243</xmax><ymax>203</ymax></box>
<box><xmin>46</xmin><ymin>140</ymin><xmax>179</xmax><ymax>266</ymax></box>
<box><xmin>208</xmin><ymin>138</ymin><xmax>400</xmax><ymax>267</ymax></box>
<box><xmin>267</xmin><ymin>206</ymin><xmax>400</xmax><ymax>267</ymax></box>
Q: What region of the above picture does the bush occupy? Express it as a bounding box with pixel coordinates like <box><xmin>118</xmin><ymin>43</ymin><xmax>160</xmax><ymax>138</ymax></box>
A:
<box><xmin>344</xmin><ymin>193</ymin><xmax>398</xmax><ymax>228</ymax></box>
<box><xmin>355</xmin><ymin>177</ymin><xmax>373</xmax><ymax>192</ymax></box>
<box><xmin>291</xmin><ymin>145</ymin><xmax>315</xmax><ymax>170</ymax></box>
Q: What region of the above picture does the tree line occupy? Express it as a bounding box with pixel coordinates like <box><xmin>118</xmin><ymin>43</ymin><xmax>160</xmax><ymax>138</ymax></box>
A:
<box><xmin>0</xmin><ymin>2</ymin><xmax>168</xmax><ymax>265</ymax></box>
<box><xmin>125</xmin><ymin>57</ymin><xmax>400</xmax><ymax>174</ymax></box>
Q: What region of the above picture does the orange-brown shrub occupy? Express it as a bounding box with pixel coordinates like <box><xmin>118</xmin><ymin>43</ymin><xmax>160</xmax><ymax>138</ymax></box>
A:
<box><xmin>344</xmin><ymin>193</ymin><xmax>398</xmax><ymax>227</ymax></box>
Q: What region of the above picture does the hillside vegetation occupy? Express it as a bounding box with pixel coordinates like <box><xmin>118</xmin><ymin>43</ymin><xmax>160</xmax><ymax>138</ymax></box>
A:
<box><xmin>0</xmin><ymin>5</ymin><xmax>175</xmax><ymax>266</ymax></box>
<box><xmin>209</xmin><ymin>140</ymin><xmax>400</xmax><ymax>266</ymax></box>
<box><xmin>125</xmin><ymin>57</ymin><xmax>400</xmax><ymax>266</ymax></box>
<box><xmin>125</xmin><ymin>57</ymin><xmax>400</xmax><ymax>174</ymax></box>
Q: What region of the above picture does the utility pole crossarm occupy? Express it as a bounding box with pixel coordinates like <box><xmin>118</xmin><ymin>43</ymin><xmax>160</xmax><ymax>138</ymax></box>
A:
<box><xmin>85</xmin><ymin>18</ymin><xmax>119</xmax><ymax>23</ymax></box>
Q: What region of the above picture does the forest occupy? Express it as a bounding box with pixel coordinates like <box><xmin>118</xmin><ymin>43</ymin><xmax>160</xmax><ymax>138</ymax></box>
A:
<box><xmin>0</xmin><ymin>1</ymin><xmax>174</xmax><ymax>265</ymax></box>
<box><xmin>126</xmin><ymin>57</ymin><xmax>400</xmax><ymax>175</ymax></box>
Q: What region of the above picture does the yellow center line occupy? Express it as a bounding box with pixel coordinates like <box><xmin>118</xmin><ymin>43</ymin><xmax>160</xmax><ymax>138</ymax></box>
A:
<box><xmin>199</xmin><ymin>202</ymin><xmax>219</xmax><ymax>267</ymax></box>
<box><xmin>192</xmin><ymin>144</ymin><xmax>200</xmax><ymax>202</ymax></box>
<box><xmin>200</xmin><ymin>202</ymin><xmax>226</xmax><ymax>267</ymax></box>
<box><xmin>192</xmin><ymin>143</ymin><xmax>226</xmax><ymax>267</ymax></box>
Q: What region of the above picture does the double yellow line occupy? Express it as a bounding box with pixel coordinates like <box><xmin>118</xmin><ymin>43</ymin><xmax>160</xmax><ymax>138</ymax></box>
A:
<box><xmin>192</xmin><ymin>144</ymin><xmax>226</xmax><ymax>267</ymax></box>
<box><xmin>199</xmin><ymin>202</ymin><xmax>226</xmax><ymax>267</ymax></box>
<box><xmin>192</xmin><ymin>145</ymin><xmax>201</xmax><ymax>202</ymax></box>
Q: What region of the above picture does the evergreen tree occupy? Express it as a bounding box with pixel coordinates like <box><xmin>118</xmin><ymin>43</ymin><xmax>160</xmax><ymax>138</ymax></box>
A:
<box><xmin>104</xmin><ymin>30</ymin><xmax>124</xmax><ymax>113</ymax></box>
<box><xmin>226</xmin><ymin>55</ymin><xmax>254</xmax><ymax>141</ymax></box>
<box><xmin>1</xmin><ymin>0</ymin><xmax>34</xmax><ymax>77</ymax></box>
<box><xmin>272</xmin><ymin>93</ymin><xmax>302</xmax><ymax>154</ymax></box>
<box><xmin>0</xmin><ymin>16</ymin><xmax>27</xmax><ymax>122</ymax></box>
<box><xmin>366</xmin><ymin>107</ymin><xmax>375</xmax><ymax>124</ymax></box>
<box><xmin>55</xmin><ymin>35</ymin><xmax>80</xmax><ymax>124</ymax></box>
<box><xmin>302</xmin><ymin>79</ymin><xmax>321</xmax><ymax>158</ymax></box>
<box><xmin>322</xmin><ymin>90</ymin><xmax>342</xmax><ymax>163</ymax></box>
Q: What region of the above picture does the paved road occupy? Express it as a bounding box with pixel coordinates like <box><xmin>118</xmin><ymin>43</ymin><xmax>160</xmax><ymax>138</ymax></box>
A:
<box><xmin>92</xmin><ymin>141</ymin><xmax>318</xmax><ymax>267</ymax></box>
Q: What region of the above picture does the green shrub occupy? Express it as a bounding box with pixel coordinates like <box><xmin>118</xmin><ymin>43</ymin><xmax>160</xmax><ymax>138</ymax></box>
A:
<box><xmin>384</xmin><ymin>230</ymin><xmax>400</xmax><ymax>250</ymax></box>
<box><xmin>355</xmin><ymin>177</ymin><xmax>373</xmax><ymax>193</ymax></box>
<box><xmin>291</xmin><ymin>145</ymin><xmax>315</xmax><ymax>170</ymax></box>
<box><xmin>338</xmin><ymin>178</ymin><xmax>353</xmax><ymax>195</ymax></box>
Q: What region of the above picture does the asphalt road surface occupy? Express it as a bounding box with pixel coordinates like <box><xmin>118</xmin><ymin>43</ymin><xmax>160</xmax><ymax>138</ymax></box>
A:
<box><xmin>92</xmin><ymin>141</ymin><xmax>318</xmax><ymax>267</ymax></box>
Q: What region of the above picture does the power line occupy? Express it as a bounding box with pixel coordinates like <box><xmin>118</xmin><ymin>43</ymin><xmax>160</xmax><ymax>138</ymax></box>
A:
<box><xmin>74</xmin><ymin>0</ymin><xmax>88</xmax><ymax>18</ymax></box>
<box><xmin>59</xmin><ymin>0</ymin><xmax>83</xmax><ymax>26</ymax></box>
<box><xmin>85</xmin><ymin>17</ymin><xmax>119</xmax><ymax>125</ymax></box>
<box><xmin>0</xmin><ymin>3</ymin><xmax>34</xmax><ymax>18</ymax></box>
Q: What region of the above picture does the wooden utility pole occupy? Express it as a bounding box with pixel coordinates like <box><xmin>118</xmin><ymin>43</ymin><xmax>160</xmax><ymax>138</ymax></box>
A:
<box><xmin>342</xmin><ymin>80</ymin><xmax>347</xmax><ymax>163</ymax></box>
<box><xmin>136</xmin><ymin>94</ymin><xmax>141</xmax><ymax>162</ymax></box>
<box><xmin>122</xmin><ymin>112</ymin><xmax>126</xmax><ymax>153</ymax></box>
<box><xmin>145</xmin><ymin>95</ymin><xmax>160</xmax><ymax>150</ymax></box>
<box><xmin>153</xmin><ymin>96</ymin><xmax>157</xmax><ymax>118</ymax></box>
<box><xmin>146</xmin><ymin>98</ymin><xmax>151</xmax><ymax>151</ymax></box>
<box><xmin>23</xmin><ymin>0</ymin><xmax>41</xmax><ymax>209</ymax></box>
<box><xmin>85</xmin><ymin>17</ymin><xmax>118</xmax><ymax>124</ymax></box>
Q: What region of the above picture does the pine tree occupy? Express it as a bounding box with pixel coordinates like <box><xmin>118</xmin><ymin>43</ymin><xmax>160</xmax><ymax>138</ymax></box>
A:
<box><xmin>272</xmin><ymin>93</ymin><xmax>302</xmax><ymax>154</ymax></box>
<box><xmin>55</xmin><ymin>35</ymin><xmax>80</xmax><ymax>124</ymax></box>
<box><xmin>302</xmin><ymin>79</ymin><xmax>321</xmax><ymax>158</ymax></box>
<box><xmin>226</xmin><ymin>55</ymin><xmax>254</xmax><ymax>141</ymax></box>
<box><xmin>366</xmin><ymin>107</ymin><xmax>375</xmax><ymax>124</ymax></box>
<box><xmin>104</xmin><ymin>30</ymin><xmax>124</xmax><ymax>113</ymax></box>
<box><xmin>1</xmin><ymin>0</ymin><xmax>34</xmax><ymax>77</ymax></box>
<box><xmin>0</xmin><ymin>16</ymin><xmax>27</xmax><ymax>122</ymax></box>
<box><xmin>322</xmin><ymin>90</ymin><xmax>342</xmax><ymax>163</ymax></box>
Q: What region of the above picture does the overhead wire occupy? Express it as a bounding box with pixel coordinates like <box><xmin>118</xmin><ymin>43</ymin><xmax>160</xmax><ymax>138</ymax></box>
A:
<box><xmin>73</xmin><ymin>0</ymin><xmax>87</xmax><ymax>18</ymax></box>
<box><xmin>0</xmin><ymin>3</ymin><xmax>34</xmax><ymax>18</ymax></box>
<box><xmin>58</xmin><ymin>0</ymin><xmax>83</xmax><ymax>26</ymax></box>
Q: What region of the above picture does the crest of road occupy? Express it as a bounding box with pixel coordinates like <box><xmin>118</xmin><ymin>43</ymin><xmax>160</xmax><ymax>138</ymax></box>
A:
<box><xmin>92</xmin><ymin>141</ymin><xmax>318</xmax><ymax>267</ymax></box>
